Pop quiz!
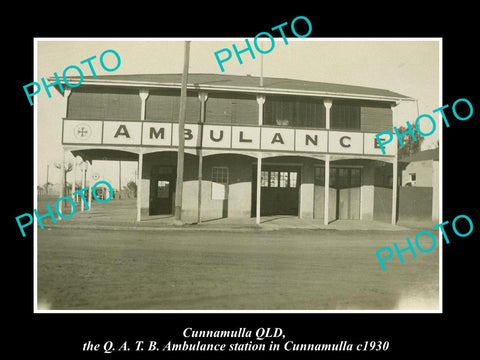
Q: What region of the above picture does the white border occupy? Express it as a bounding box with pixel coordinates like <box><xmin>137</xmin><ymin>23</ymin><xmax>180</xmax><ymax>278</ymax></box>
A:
<box><xmin>34</xmin><ymin>37</ymin><xmax>443</xmax><ymax>314</ymax></box>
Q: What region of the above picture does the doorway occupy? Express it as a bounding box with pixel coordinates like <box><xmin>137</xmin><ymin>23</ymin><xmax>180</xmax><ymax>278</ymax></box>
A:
<box><xmin>252</xmin><ymin>164</ymin><xmax>301</xmax><ymax>216</ymax></box>
<box><xmin>314</xmin><ymin>166</ymin><xmax>361</xmax><ymax>220</ymax></box>
<box><xmin>149</xmin><ymin>166</ymin><xmax>176</xmax><ymax>215</ymax></box>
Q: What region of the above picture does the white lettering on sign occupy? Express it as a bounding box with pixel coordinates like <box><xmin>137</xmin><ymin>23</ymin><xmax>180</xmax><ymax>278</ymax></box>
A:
<box><xmin>62</xmin><ymin>120</ymin><xmax>395</xmax><ymax>156</ymax></box>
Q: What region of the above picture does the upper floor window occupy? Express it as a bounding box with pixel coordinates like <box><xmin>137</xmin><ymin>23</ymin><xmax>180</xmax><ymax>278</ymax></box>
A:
<box><xmin>264</xmin><ymin>96</ymin><xmax>326</xmax><ymax>128</ymax></box>
<box><xmin>146</xmin><ymin>89</ymin><xmax>200</xmax><ymax>123</ymax></box>
<box><xmin>206</xmin><ymin>92</ymin><xmax>257</xmax><ymax>125</ymax></box>
<box><xmin>331</xmin><ymin>100</ymin><xmax>361</xmax><ymax>130</ymax></box>
<box><xmin>67</xmin><ymin>86</ymin><xmax>141</xmax><ymax>120</ymax></box>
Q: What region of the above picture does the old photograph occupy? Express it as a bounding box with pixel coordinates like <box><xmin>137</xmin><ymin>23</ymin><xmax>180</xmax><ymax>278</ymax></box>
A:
<box><xmin>33</xmin><ymin>39</ymin><xmax>441</xmax><ymax>311</ymax></box>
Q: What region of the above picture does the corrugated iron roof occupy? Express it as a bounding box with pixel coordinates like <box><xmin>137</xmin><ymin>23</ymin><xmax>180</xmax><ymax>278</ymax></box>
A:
<box><xmin>64</xmin><ymin>73</ymin><xmax>413</xmax><ymax>102</ymax></box>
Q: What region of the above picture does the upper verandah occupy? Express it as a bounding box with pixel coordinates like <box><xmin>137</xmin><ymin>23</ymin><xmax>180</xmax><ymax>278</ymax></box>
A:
<box><xmin>53</xmin><ymin>73</ymin><xmax>413</xmax><ymax>102</ymax></box>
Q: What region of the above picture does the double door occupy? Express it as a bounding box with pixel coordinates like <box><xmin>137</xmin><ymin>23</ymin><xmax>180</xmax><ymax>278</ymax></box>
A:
<box><xmin>252</xmin><ymin>165</ymin><xmax>301</xmax><ymax>216</ymax></box>
<box><xmin>314</xmin><ymin>166</ymin><xmax>361</xmax><ymax>220</ymax></box>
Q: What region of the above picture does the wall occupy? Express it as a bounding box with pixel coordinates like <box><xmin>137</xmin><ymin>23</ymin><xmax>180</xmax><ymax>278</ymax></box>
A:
<box><xmin>195</xmin><ymin>154</ymin><xmax>254</xmax><ymax>221</ymax></box>
<box><xmin>360</xmin><ymin>164</ymin><xmax>376</xmax><ymax>220</ymax></box>
<box><xmin>401</xmin><ymin>160</ymin><xmax>433</xmax><ymax>187</ymax></box>
<box><xmin>373</xmin><ymin>186</ymin><xmax>392</xmax><ymax>222</ymax></box>
<box><xmin>360</xmin><ymin>103</ymin><xmax>392</xmax><ymax>133</ymax></box>
<box><xmin>398</xmin><ymin>187</ymin><xmax>433</xmax><ymax>221</ymax></box>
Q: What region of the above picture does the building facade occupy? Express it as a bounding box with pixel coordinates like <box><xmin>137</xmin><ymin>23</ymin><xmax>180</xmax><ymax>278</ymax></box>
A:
<box><xmin>56</xmin><ymin>74</ymin><xmax>412</xmax><ymax>224</ymax></box>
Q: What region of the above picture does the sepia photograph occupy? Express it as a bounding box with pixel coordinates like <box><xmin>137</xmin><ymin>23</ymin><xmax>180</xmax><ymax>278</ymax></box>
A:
<box><xmin>33</xmin><ymin>38</ymin><xmax>441</xmax><ymax>312</ymax></box>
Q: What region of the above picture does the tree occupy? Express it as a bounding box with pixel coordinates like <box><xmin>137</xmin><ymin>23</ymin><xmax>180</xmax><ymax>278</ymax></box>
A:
<box><xmin>396</xmin><ymin>124</ymin><xmax>425</xmax><ymax>158</ymax></box>
<box><xmin>126</xmin><ymin>181</ymin><xmax>137</xmax><ymax>198</ymax></box>
<box><xmin>54</xmin><ymin>161</ymin><xmax>73</xmax><ymax>196</ymax></box>
<box><xmin>43</xmin><ymin>181</ymin><xmax>53</xmax><ymax>190</ymax></box>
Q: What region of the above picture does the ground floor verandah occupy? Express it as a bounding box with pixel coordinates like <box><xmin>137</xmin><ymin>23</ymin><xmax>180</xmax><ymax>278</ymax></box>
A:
<box><xmin>64</xmin><ymin>147</ymin><xmax>403</xmax><ymax>226</ymax></box>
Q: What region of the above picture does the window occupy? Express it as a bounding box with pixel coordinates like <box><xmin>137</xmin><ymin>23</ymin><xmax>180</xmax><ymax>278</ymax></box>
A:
<box><xmin>331</xmin><ymin>101</ymin><xmax>361</xmax><ymax>130</ymax></box>
<box><xmin>212</xmin><ymin>167</ymin><xmax>229</xmax><ymax>184</ymax></box>
<box><xmin>206</xmin><ymin>93</ymin><xmax>257</xmax><ymax>125</ymax></box>
<box><xmin>261</xmin><ymin>170</ymin><xmax>299</xmax><ymax>188</ymax></box>
<box><xmin>350</xmin><ymin>168</ymin><xmax>361</xmax><ymax>187</ymax></box>
<box><xmin>211</xmin><ymin>167</ymin><xmax>228</xmax><ymax>200</ymax></box>
<box><xmin>314</xmin><ymin>167</ymin><xmax>325</xmax><ymax>186</ymax></box>
<box><xmin>157</xmin><ymin>180</ymin><xmax>170</xmax><ymax>198</ymax></box>
<box><xmin>279</xmin><ymin>172</ymin><xmax>289</xmax><ymax>188</ymax></box>
<box><xmin>289</xmin><ymin>172</ymin><xmax>297</xmax><ymax>188</ymax></box>
<box><xmin>261</xmin><ymin>171</ymin><xmax>269</xmax><ymax>187</ymax></box>
<box><xmin>409</xmin><ymin>173</ymin><xmax>417</xmax><ymax>186</ymax></box>
<box><xmin>269</xmin><ymin>171</ymin><xmax>279</xmax><ymax>187</ymax></box>
<box><xmin>314</xmin><ymin>167</ymin><xmax>361</xmax><ymax>187</ymax></box>
<box><xmin>264</xmin><ymin>96</ymin><xmax>326</xmax><ymax>128</ymax></box>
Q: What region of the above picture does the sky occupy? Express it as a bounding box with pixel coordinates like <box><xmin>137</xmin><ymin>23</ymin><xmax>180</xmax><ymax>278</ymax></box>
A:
<box><xmin>35</xmin><ymin>38</ymin><xmax>440</xmax><ymax>188</ymax></box>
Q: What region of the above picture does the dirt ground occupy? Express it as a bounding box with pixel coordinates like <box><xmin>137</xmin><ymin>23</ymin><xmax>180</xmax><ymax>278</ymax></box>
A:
<box><xmin>36</xmin><ymin>227</ymin><xmax>439</xmax><ymax>311</ymax></box>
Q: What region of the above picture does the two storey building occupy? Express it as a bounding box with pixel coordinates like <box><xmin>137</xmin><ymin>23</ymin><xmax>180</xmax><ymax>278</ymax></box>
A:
<box><xmin>58</xmin><ymin>73</ymin><xmax>413</xmax><ymax>224</ymax></box>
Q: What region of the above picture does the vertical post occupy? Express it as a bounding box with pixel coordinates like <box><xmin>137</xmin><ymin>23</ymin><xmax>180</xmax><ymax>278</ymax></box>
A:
<box><xmin>256</xmin><ymin>157</ymin><xmax>262</xmax><ymax>224</ymax></box>
<box><xmin>87</xmin><ymin>161</ymin><xmax>92</xmax><ymax>210</ymax></box>
<box><xmin>324</xmin><ymin>155</ymin><xmax>330</xmax><ymax>225</ymax></box>
<box><xmin>46</xmin><ymin>164</ymin><xmax>49</xmax><ymax>195</ymax></box>
<box><xmin>197</xmin><ymin>91</ymin><xmax>208</xmax><ymax>224</ymax></box>
<box><xmin>260</xmin><ymin>41</ymin><xmax>264</xmax><ymax>87</ymax></box>
<box><xmin>137</xmin><ymin>152</ymin><xmax>143</xmax><ymax>222</ymax></box>
<box><xmin>81</xmin><ymin>161</ymin><xmax>86</xmax><ymax>212</ymax></box>
<box><xmin>63</xmin><ymin>87</ymin><xmax>71</xmax><ymax>118</ymax></box>
<box><xmin>391</xmin><ymin>102</ymin><xmax>399</xmax><ymax>225</ymax></box>
<box><xmin>138</xmin><ymin>89</ymin><xmax>149</xmax><ymax>222</ymax></box>
<box><xmin>58</xmin><ymin>150</ymin><xmax>66</xmax><ymax>220</ymax></box>
<box><xmin>59</xmin><ymin>88</ymin><xmax>71</xmax><ymax>217</ymax></box>
<box><xmin>392</xmin><ymin>155</ymin><xmax>398</xmax><ymax>225</ymax></box>
<box><xmin>324</xmin><ymin>99</ymin><xmax>332</xmax><ymax>130</ymax></box>
<box><xmin>72</xmin><ymin>158</ymin><xmax>77</xmax><ymax>202</ymax></box>
<box><xmin>323</xmin><ymin>99</ymin><xmax>332</xmax><ymax>226</ymax></box>
<box><xmin>118</xmin><ymin>160</ymin><xmax>122</xmax><ymax>200</ymax></box>
<box><xmin>256</xmin><ymin>95</ymin><xmax>265</xmax><ymax>225</ymax></box>
<box><xmin>174</xmin><ymin>41</ymin><xmax>191</xmax><ymax>222</ymax></box>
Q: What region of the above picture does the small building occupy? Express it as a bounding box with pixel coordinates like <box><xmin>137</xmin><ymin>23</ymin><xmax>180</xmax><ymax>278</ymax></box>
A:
<box><xmin>53</xmin><ymin>73</ymin><xmax>414</xmax><ymax>224</ymax></box>
<box><xmin>400</xmin><ymin>148</ymin><xmax>439</xmax><ymax>187</ymax></box>
<box><xmin>399</xmin><ymin>148</ymin><xmax>439</xmax><ymax>223</ymax></box>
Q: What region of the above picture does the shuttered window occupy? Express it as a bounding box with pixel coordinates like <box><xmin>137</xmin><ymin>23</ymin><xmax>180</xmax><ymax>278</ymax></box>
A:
<box><xmin>264</xmin><ymin>96</ymin><xmax>326</xmax><ymax>128</ymax></box>
<box><xmin>67</xmin><ymin>86</ymin><xmax>141</xmax><ymax>120</ymax></box>
<box><xmin>146</xmin><ymin>90</ymin><xmax>200</xmax><ymax>123</ymax></box>
<box><xmin>206</xmin><ymin>93</ymin><xmax>257</xmax><ymax>125</ymax></box>
<box><xmin>331</xmin><ymin>100</ymin><xmax>361</xmax><ymax>130</ymax></box>
<box><xmin>315</xmin><ymin>167</ymin><xmax>361</xmax><ymax>187</ymax></box>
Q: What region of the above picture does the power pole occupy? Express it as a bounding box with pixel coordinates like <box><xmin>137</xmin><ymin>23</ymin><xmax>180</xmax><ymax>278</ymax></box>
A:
<box><xmin>46</xmin><ymin>164</ymin><xmax>49</xmax><ymax>195</ymax></box>
<box><xmin>174</xmin><ymin>41</ymin><xmax>191</xmax><ymax>222</ymax></box>
<box><xmin>118</xmin><ymin>160</ymin><xmax>122</xmax><ymax>200</ymax></box>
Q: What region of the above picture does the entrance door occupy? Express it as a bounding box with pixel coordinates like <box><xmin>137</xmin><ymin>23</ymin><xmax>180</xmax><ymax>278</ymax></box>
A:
<box><xmin>149</xmin><ymin>166</ymin><xmax>176</xmax><ymax>215</ymax></box>
<box><xmin>252</xmin><ymin>165</ymin><xmax>301</xmax><ymax>216</ymax></box>
<box><xmin>314</xmin><ymin>166</ymin><xmax>361</xmax><ymax>220</ymax></box>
